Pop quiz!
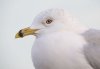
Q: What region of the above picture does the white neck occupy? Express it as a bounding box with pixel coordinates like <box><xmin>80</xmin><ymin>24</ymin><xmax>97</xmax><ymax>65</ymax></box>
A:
<box><xmin>65</xmin><ymin>23</ymin><xmax>89</xmax><ymax>34</ymax></box>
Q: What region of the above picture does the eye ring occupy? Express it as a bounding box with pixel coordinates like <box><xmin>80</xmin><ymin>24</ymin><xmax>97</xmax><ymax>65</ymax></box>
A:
<box><xmin>46</xmin><ymin>19</ymin><xmax>53</xmax><ymax>24</ymax></box>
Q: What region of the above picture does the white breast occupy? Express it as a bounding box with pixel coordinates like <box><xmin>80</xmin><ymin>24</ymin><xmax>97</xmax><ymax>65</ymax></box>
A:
<box><xmin>31</xmin><ymin>31</ymin><xmax>93</xmax><ymax>69</ymax></box>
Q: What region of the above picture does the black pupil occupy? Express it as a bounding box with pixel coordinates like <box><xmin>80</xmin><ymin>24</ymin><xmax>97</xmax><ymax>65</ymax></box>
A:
<box><xmin>46</xmin><ymin>19</ymin><xmax>52</xmax><ymax>24</ymax></box>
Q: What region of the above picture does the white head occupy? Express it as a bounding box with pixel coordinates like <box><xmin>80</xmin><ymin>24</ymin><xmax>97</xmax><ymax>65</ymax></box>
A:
<box><xmin>15</xmin><ymin>9</ymin><xmax>88</xmax><ymax>38</ymax></box>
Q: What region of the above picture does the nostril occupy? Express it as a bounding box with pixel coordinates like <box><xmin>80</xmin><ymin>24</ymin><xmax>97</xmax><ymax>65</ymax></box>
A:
<box><xmin>19</xmin><ymin>30</ymin><xmax>23</xmax><ymax>37</ymax></box>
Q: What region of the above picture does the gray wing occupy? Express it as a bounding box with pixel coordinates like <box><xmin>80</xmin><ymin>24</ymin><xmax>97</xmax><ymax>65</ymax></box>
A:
<box><xmin>82</xmin><ymin>29</ymin><xmax>100</xmax><ymax>69</ymax></box>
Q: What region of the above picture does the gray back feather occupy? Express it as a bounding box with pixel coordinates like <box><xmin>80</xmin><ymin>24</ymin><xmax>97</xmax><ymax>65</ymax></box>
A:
<box><xmin>82</xmin><ymin>29</ymin><xmax>100</xmax><ymax>69</ymax></box>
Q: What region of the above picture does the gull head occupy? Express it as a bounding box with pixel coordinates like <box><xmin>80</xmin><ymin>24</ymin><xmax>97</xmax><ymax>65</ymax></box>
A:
<box><xmin>15</xmin><ymin>8</ymin><xmax>86</xmax><ymax>38</ymax></box>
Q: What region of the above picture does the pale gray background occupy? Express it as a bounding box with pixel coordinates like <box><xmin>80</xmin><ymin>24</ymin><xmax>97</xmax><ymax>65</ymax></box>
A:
<box><xmin>0</xmin><ymin>0</ymin><xmax>100</xmax><ymax>69</ymax></box>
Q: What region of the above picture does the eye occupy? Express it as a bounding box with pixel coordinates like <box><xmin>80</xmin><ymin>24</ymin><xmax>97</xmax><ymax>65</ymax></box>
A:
<box><xmin>46</xmin><ymin>19</ymin><xmax>53</xmax><ymax>24</ymax></box>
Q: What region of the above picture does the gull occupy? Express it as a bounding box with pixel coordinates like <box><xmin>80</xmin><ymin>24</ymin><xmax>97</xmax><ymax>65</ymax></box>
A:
<box><xmin>15</xmin><ymin>9</ymin><xmax>100</xmax><ymax>69</ymax></box>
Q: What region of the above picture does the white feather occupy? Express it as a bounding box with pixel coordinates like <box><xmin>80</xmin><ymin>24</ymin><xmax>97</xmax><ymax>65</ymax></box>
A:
<box><xmin>30</xmin><ymin>9</ymin><xmax>94</xmax><ymax>69</ymax></box>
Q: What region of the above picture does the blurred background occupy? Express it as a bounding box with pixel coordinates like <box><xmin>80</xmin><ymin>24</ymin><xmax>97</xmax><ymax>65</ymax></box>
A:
<box><xmin>0</xmin><ymin>0</ymin><xmax>100</xmax><ymax>69</ymax></box>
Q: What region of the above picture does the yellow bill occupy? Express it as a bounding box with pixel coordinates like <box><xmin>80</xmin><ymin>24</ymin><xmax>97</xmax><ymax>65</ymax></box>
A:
<box><xmin>15</xmin><ymin>27</ymin><xmax>39</xmax><ymax>38</ymax></box>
